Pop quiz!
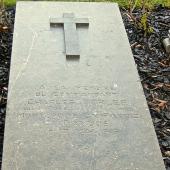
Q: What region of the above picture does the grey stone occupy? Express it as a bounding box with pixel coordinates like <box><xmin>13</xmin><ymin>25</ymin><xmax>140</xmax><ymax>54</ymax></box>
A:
<box><xmin>163</xmin><ymin>30</ymin><xmax>170</xmax><ymax>53</ymax></box>
<box><xmin>50</xmin><ymin>13</ymin><xmax>89</xmax><ymax>58</ymax></box>
<box><xmin>2</xmin><ymin>2</ymin><xmax>165</xmax><ymax>170</ymax></box>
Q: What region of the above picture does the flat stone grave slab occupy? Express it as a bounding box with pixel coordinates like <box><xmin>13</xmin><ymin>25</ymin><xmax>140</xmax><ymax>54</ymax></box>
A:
<box><xmin>2</xmin><ymin>2</ymin><xmax>165</xmax><ymax>170</ymax></box>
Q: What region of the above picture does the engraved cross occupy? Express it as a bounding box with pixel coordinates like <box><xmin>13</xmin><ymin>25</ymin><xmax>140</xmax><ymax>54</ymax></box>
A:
<box><xmin>50</xmin><ymin>13</ymin><xmax>89</xmax><ymax>58</ymax></box>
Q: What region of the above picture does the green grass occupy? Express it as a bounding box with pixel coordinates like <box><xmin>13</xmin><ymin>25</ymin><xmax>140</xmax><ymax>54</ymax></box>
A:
<box><xmin>3</xmin><ymin>0</ymin><xmax>170</xmax><ymax>7</ymax></box>
<box><xmin>4</xmin><ymin>0</ymin><xmax>15</xmax><ymax>6</ymax></box>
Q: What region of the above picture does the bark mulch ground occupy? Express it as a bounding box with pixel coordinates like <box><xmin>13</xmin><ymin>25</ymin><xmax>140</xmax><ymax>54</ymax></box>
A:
<box><xmin>0</xmin><ymin>5</ymin><xmax>170</xmax><ymax>169</ymax></box>
<box><xmin>121</xmin><ymin>5</ymin><xmax>170</xmax><ymax>169</ymax></box>
<box><xmin>0</xmin><ymin>6</ymin><xmax>15</xmax><ymax>167</ymax></box>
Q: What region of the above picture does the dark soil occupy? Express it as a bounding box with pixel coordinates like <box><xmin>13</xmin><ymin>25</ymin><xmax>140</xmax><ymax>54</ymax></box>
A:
<box><xmin>0</xmin><ymin>5</ymin><xmax>170</xmax><ymax>169</ymax></box>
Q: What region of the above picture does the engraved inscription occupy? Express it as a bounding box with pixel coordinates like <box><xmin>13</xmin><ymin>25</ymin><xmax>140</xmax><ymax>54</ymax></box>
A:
<box><xmin>15</xmin><ymin>84</ymin><xmax>140</xmax><ymax>149</ymax></box>
<box><xmin>12</xmin><ymin>85</ymin><xmax>141</xmax><ymax>169</ymax></box>
<box><xmin>17</xmin><ymin>85</ymin><xmax>140</xmax><ymax>122</ymax></box>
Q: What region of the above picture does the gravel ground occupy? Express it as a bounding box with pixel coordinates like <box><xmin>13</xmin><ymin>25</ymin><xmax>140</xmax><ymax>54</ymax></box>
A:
<box><xmin>0</xmin><ymin>5</ymin><xmax>170</xmax><ymax>169</ymax></box>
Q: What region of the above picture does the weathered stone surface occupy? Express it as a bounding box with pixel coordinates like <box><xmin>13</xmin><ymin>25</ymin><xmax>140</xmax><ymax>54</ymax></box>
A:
<box><xmin>50</xmin><ymin>13</ymin><xmax>89</xmax><ymax>58</ymax></box>
<box><xmin>2</xmin><ymin>2</ymin><xmax>165</xmax><ymax>170</ymax></box>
